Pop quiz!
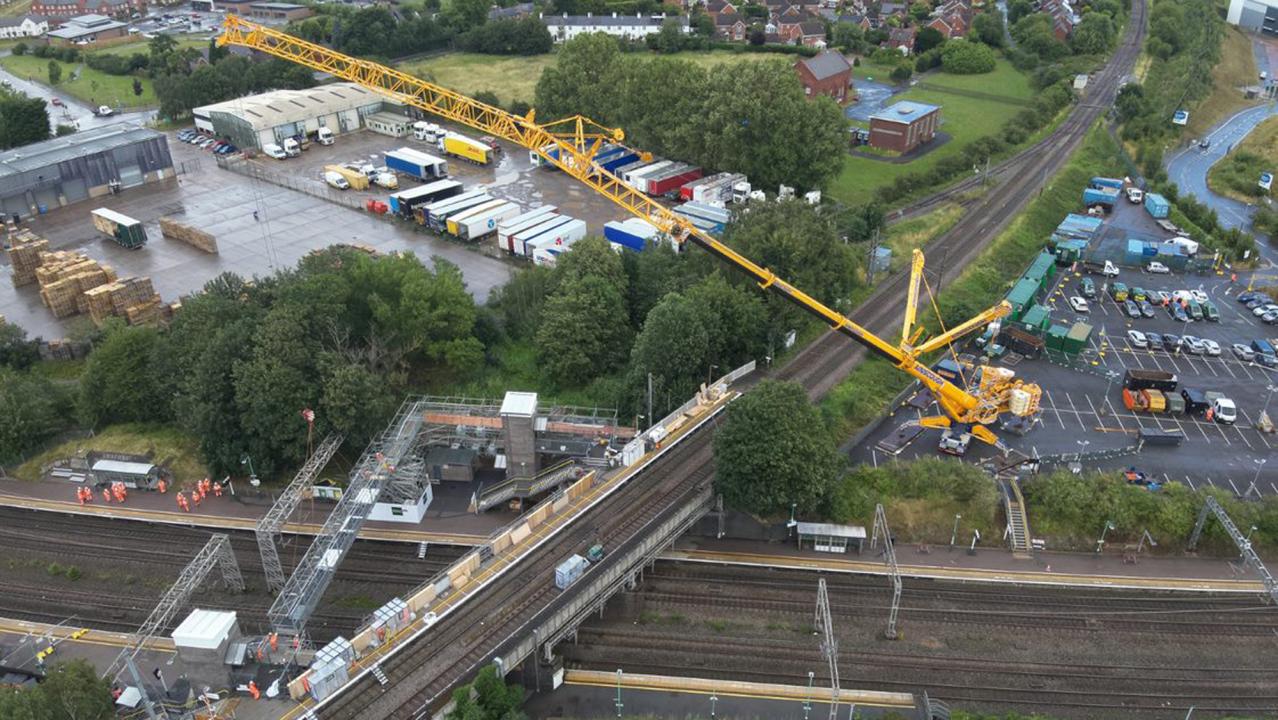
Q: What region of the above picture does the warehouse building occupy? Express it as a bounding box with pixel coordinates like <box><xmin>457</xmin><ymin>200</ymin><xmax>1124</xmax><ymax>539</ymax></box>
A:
<box><xmin>869</xmin><ymin>100</ymin><xmax>941</xmax><ymax>154</ymax></box>
<box><xmin>0</xmin><ymin>123</ymin><xmax>173</xmax><ymax>220</ymax></box>
<box><xmin>193</xmin><ymin>83</ymin><xmax>383</xmax><ymax>151</ymax></box>
<box><xmin>1228</xmin><ymin>0</ymin><xmax>1278</xmax><ymax>34</ymax></box>
<box><xmin>44</xmin><ymin>13</ymin><xmax>128</xmax><ymax>46</ymax></box>
<box><xmin>248</xmin><ymin>1</ymin><xmax>313</xmax><ymax>21</ymax></box>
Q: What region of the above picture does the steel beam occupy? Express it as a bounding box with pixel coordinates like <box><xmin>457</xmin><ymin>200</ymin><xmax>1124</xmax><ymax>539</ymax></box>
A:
<box><xmin>256</xmin><ymin>433</ymin><xmax>344</xmax><ymax>594</ymax></box>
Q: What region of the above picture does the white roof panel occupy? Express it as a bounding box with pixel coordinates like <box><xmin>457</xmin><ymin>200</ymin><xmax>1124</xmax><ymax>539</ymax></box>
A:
<box><xmin>500</xmin><ymin>391</ymin><xmax>538</xmax><ymax>417</ymax></box>
<box><xmin>171</xmin><ymin>609</ymin><xmax>237</xmax><ymax>650</ymax></box>
<box><xmin>796</xmin><ymin>522</ymin><xmax>867</xmax><ymax>539</ymax></box>
<box><xmin>91</xmin><ymin>459</ymin><xmax>154</xmax><ymax>475</ymax></box>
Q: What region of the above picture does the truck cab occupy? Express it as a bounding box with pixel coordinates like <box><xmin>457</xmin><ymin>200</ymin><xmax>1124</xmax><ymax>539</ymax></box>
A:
<box><xmin>316</xmin><ymin>127</ymin><xmax>334</xmax><ymax>146</ymax></box>
<box><xmin>1125</xmin><ymin>187</ymin><xmax>1143</xmax><ymax>203</ymax></box>
<box><xmin>283</xmin><ymin>138</ymin><xmax>301</xmax><ymax>157</ymax></box>
<box><xmin>413</xmin><ymin>121</ymin><xmax>440</xmax><ymax>143</ymax></box>
<box><xmin>1110</xmin><ymin>282</ymin><xmax>1129</xmax><ymax>302</ymax></box>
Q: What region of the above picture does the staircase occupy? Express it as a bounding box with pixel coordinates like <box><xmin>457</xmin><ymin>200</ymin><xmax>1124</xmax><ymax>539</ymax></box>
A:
<box><xmin>469</xmin><ymin>460</ymin><xmax>582</xmax><ymax>513</ymax></box>
<box><xmin>370</xmin><ymin>664</ymin><xmax>389</xmax><ymax>687</ymax></box>
<box><xmin>999</xmin><ymin>477</ymin><xmax>1034</xmax><ymax>559</ymax></box>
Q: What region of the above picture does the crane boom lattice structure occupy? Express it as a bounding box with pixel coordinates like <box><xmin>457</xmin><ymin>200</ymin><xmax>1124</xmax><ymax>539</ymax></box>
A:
<box><xmin>104</xmin><ymin>534</ymin><xmax>244</xmax><ymax>681</ymax></box>
<box><xmin>871</xmin><ymin>504</ymin><xmax>902</xmax><ymax>639</ymax></box>
<box><xmin>217</xmin><ymin>17</ymin><xmax>1042</xmax><ymax>447</ymax></box>
<box><xmin>814</xmin><ymin>578</ymin><xmax>840</xmax><ymax>720</ymax></box>
<box><xmin>268</xmin><ymin>401</ymin><xmax>430</xmax><ymax>635</ymax></box>
<box><xmin>1189</xmin><ymin>496</ymin><xmax>1277</xmax><ymax>604</ymax></box>
<box><xmin>257</xmin><ymin>433</ymin><xmax>345</xmax><ymax>594</ymax></box>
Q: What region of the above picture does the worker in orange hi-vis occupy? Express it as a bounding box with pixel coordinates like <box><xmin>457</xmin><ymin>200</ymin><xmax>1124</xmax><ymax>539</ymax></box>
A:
<box><xmin>248</xmin><ymin>681</ymin><xmax>260</xmax><ymax>700</ymax></box>
<box><xmin>269</xmin><ymin>633</ymin><xmax>278</xmax><ymax>652</ymax></box>
<box><xmin>192</xmin><ymin>491</ymin><xmax>202</xmax><ymax>507</ymax></box>
<box><xmin>76</xmin><ymin>488</ymin><xmax>85</xmax><ymax>505</ymax></box>
<box><xmin>102</xmin><ymin>488</ymin><xmax>111</xmax><ymax>503</ymax></box>
<box><xmin>213</xmin><ymin>483</ymin><xmax>222</xmax><ymax>498</ymax></box>
<box><xmin>177</xmin><ymin>492</ymin><xmax>190</xmax><ymax>513</ymax></box>
<box><xmin>291</xmin><ymin>635</ymin><xmax>300</xmax><ymax>650</ymax></box>
<box><xmin>157</xmin><ymin>479</ymin><xmax>166</xmax><ymax>494</ymax></box>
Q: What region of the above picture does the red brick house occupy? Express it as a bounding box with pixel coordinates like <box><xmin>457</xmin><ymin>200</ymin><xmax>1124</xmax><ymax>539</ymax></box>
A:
<box><xmin>704</xmin><ymin>0</ymin><xmax>737</xmax><ymax>17</ymax></box>
<box><xmin>794</xmin><ymin>50</ymin><xmax>853</xmax><ymax>104</ymax></box>
<box><xmin>885</xmin><ymin>26</ymin><xmax>915</xmax><ymax>53</ymax></box>
<box><xmin>31</xmin><ymin>0</ymin><xmax>138</xmax><ymax>19</ymax></box>
<box><xmin>1040</xmin><ymin>0</ymin><xmax>1076</xmax><ymax>40</ymax></box>
<box><xmin>797</xmin><ymin>19</ymin><xmax>826</xmax><ymax>46</ymax></box>
<box><xmin>714</xmin><ymin>12</ymin><xmax>748</xmax><ymax>39</ymax></box>
<box><xmin>869</xmin><ymin>100</ymin><xmax>941</xmax><ymax>153</ymax></box>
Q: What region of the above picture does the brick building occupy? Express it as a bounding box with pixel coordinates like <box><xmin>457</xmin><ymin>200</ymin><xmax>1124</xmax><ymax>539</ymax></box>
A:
<box><xmin>869</xmin><ymin>100</ymin><xmax>941</xmax><ymax>153</ymax></box>
<box><xmin>794</xmin><ymin>50</ymin><xmax>853</xmax><ymax>104</ymax></box>
<box><xmin>31</xmin><ymin>0</ymin><xmax>137</xmax><ymax>19</ymax></box>
<box><xmin>44</xmin><ymin>13</ymin><xmax>127</xmax><ymax>45</ymax></box>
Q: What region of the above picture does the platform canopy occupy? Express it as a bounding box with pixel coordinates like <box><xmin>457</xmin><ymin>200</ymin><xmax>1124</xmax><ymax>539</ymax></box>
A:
<box><xmin>171</xmin><ymin>609</ymin><xmax>237</xmax><ymax>650</ymax></box>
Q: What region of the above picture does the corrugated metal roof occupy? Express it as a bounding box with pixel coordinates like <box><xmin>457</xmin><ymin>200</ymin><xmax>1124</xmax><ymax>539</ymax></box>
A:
<box><xmin>197</xmin><ymin>83</ymin><xmax>378</xmax><ymax>132</ymax></box>
<box><xmin>871</xmin><ymin>101</ymin><xmax>941</xmax><ymax>123</ymax></box>
<box><xmin>796</xmin><ymin>522</ymin><xmax>867</xmax><ymax>538</ymax></box>
<box><xmin>798</xmin><ymin>50</ymin><xmax>852</xmax><ymax>81</ymax></box>
<box><xmin>0</xmin><ymin>123</ymin><xmax>163</xmax><ymax>178</ymax></box>
<box><xmin>91</xmin><ymin>459</ymin><xmax>154</xmax><ymax>475</ymax></box>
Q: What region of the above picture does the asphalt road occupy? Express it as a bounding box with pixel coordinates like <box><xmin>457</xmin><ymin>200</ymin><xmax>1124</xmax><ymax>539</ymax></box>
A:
<box><xmin>0</xmin><ymin>57</ymin><xmax>158</xmax><ymax>131</ymax></box>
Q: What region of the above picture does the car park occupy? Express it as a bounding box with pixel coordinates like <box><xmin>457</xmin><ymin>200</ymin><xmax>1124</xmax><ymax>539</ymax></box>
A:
<box><xmin>1139</xmin><ymin>301</ymin><xmax>1155</xmax><ymax>318</ymax></box>
<box><xmin>1232</xmin><ymin>343</ymin><xmax>1256</xmax><ymax>361</ymax></box>
<box><xmin>1153</xmin><ymin>290</ymin><xmax>1171</xmax><ymax>304</ymax></box>
<box><xmin>1264</xmin><ymin>310</ymin><xmax>1278</xmax><ymax>325</ymax></box>
<box><xmin>1190</xmin><ymin>289</ymin><xmax>1208</xmax><ymax>304</ymax></box>
<box><xmin>1211</xmin><ymin>397</ymin><xmax>1237</xmax><ymax>424</ymax></box>
<box><xmin>1146</xmin><ymin>261</ymin><xmax>1169</xmax><ymax>274</ymax></box>
<box><xmin>1183</xmin><ymin>336</ymin><xmax>1205</xmax><ymax>354</ymax></box>
<box><xmin>1124</xmin><ymin>300</ymin><xmax>1142</xmax><ymax>318</ymax></box>
<box><xmin>1127</xmin><ymin>330</ymin><xmax>1148</xmax><ymax>348</ymax></box>
<box><xmin>1246</xmin><ymin>298</ymin><xmax>1266</xmax><ymax>310</ymax></box>
<box><xmin>1131</xmin><ymin>287</ymin><xmax>1147</xmax><ymax>302</ymax></box>
<box><xmin>1202</xmin><ymin>300</ymin><xmax>1219</xmax><ymax>321</ymax></box>
<box><xmin>1111</xmin><ymin>282</ymin><xmax>1129</xmax><ymax>301</ymax></box>
<box><xmin>1202</xmin><ymin>339</ymin><xmax>1221</xmax><ymax>356</ymax></box>
<box><xmin>1068</xmin><ymin>296</ymin><xmax>1089</xmax><ymax>313</ymax></box>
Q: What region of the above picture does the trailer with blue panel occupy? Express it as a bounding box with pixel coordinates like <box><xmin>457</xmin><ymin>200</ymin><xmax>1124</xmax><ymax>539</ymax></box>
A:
<box><xmin>1083</xmin><ymin>186</ymin><xmax>1119</xmax><ymax>210</ymax></box>
<box><xmin>604</xmin><ymin>218</ymin><xmax>662</xmax><ymax>252</ymax></box>
<box><xmin>384</xmin><ymin>147</ymin><xmax>449</xmax><ymax>180</ymax></box>
<box><xmin>391</xmin><ymin>179</ymin><xmax>463</xmax><ymax>217</ymax></box>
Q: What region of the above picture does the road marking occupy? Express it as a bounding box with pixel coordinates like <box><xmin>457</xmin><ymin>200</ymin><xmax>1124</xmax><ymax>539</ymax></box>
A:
<box><xmin>1085</xmin><ymin>394</ymin><xmax>1106</xmax><ymax>430</ymax></box>
<box><xmin>1044</xmin><ymin>390</ymin><xmax>1067</xmax><ymax>429</ymax></box>
<box><xmin>1186</xmin><ymin>476</ymin><xmax>1196</xmax><ymax>490</ymax></box>
<box><xmin>1229</xmin><ymin>478</ymin><xmax>1241</xmax><ymax>495</ymax></box>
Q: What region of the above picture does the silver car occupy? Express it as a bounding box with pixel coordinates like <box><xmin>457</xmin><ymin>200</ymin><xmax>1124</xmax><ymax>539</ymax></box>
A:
<box><xmin>1202</xmin><ymin>339</ymin><xmax>1221</xmax><ymax>356</ymax></box>
<box><xmin>1232</xmin><ymin>343</ymin><xmax>1256</xmax><ymax>361</ymax></box>
<box><xmin>1183</xmin><ymin>335</ymin><xmax>1205</xmax><ymax>354</ymax></box>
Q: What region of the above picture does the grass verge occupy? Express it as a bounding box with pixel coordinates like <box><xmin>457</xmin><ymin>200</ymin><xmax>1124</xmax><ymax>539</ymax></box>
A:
<box><xmin>15</xmin><ymin>423</ymin><xmax>208</xmax><ymax>484</ymax></box>
<box><xmin>0</xmin><ymin>53</ymin><xmax>155</xmax><ymax>108</ymax></box>
<box><xmin>1207</xmin><ymin>115</ymin><xmax>1277</xmax><ymax>203</ymax></box>
<box><xmin>1184</xmin><ymin>26</ymin><xmax>1260</xmax><ymax>139</ymax></box>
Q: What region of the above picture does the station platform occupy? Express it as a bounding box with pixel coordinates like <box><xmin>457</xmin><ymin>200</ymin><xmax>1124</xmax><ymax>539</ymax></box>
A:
<box><xmin>0</xmin><ymin>478</ymin><xmax>498</xmax><ymax>546</ymax></box>
<box><xmin>667</xmin><ymin>537</ymin><xmax>1266</xmax><ymax>593</ymax></box>
<box><xmin>0</xmin><ymin>617</ymin><xmax>173</xmax><ymax>652</ymax></box>
<box><xmin>563</xmin><ymin>670</ymin><xmax>914</xmax><ymax>709</ymax></box>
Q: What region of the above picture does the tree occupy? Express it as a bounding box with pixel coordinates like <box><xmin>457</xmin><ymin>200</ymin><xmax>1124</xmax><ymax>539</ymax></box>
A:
<box><xmin>0</xmin><ymin>322</ymin><xmax>38</xmax><ymax>370</ymax></box>
<box><xmin>445</xmin><ymin>665</ymin><xmax>525</xmax><ymax>720</ymax></box>
<box><xmin>46</xmin><ymin>60</ymin><xmax>61</xmax><ymax>85</ymax></box>
<box><xmin>748</xmin><ymin>27</ymin><xmax>766</xmax><ymax>45</ymax></box>
<box><xmin>1070</xmin><ymin>11</ymin><xmax>1115</xmax><ymax>55</ymax></box>
<box><xmin>910</xmin><ymin>0</ymin><xmax>931</xmax><ymax>22</ymax></box>
<box><xmin>714</xmin><ymin>380</ymin><xmax>840</xmax><ymax>516</ymax></box>
<box><xmin>0</xmin><ymin>367</ymin><xmax>70</xmax><ymax>465</ymax></box>
<box><xmin>941</xmin><ymin>38</ymin><xmax>996</xmax><ymax>73</ymax></box>
<box><xmin>535</xmin><ymin>275</ymin><xmax>631</xmax><ymax>385</ymax></box>
<box><xmin>890</xmin><ymin>63</ymin><xmax>913</xmax><ymax>82</ymax></box>
<box><xmin>148</xmin><ymin>32</ymin><xmax>178</xmax><ymax>62</ymax></box>
<box><xmin>132</xmin><ymin>77</ymin><xmax>143</xmax><ymax>96</ymax></box>
<box><xmin>627</xmin><ymin>292</ymin><xmax>711</xmax><ymax>416</ymax></box>
<box><xmin>1007</xmin><ymin>0</ymin><xmax>1034</xmax><ymax>24</ymax></box>
<box><xmin>683</xmin><ymin>273</ymin><xmax>766</xmax><ymax>368</ymax></box>
<box><xmin>78</xmin><ymin>325</ymin><xmax>176</xmax><ymax>427</ymax></box>
<box><xmin>655</xmin><ymin>17</ymin><xmax>687</xmax><ymax>52</ymax></box>
<box><xmin>971</xmin><ymin>11</ymin><xmax>1005</xmax><ymax>47</ymax></box>
<box><xmin>914</xmin><ymin>25</ymin><xmax>944</xmax><ymax>54</ymax></box>
<box><xmin>832</xmin><ymin>21</ymin><xmax>866</xmax><ymax>53</ymax></box>
<box><xmin>534</xmin><ymin>33</ymin><xmax>622</xmax><ymax>123</ymax></box>
<box><xmin>441</xmin><ymin>0</ymin><xmax>491</xmax><ymax>32</ymax></box>
<box><xmin>0</xmin><ymin>93</ymin><xmax>51</xmax><ymax>149</ymax></box>
<box><xmin>0</xmin><ymin>660</ymin><xmax>115</xmax><ymax>720</ymax></box>
<box><xmin>1011</xmin><ymin>13</ymin><xmax>1068</xmax><ymax>61</ymax></box>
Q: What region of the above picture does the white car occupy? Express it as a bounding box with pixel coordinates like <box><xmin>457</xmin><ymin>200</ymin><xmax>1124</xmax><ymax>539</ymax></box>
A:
<box><xmin>1146</xmin><ymin>261</ymin><xmax>1170</xmax><ymax>274</ymax></box>
<box><xmin>1190</xmin><ymin>289</ymin><xmax>1209</xmax><ymax>304</ymax></box>
<box><xmin>1127</xmin><ymin>329</ymin><xmax>1148</xmax><ymax>348</ymax></box>
<box><xmin>1153</xmin><ymin>290</ymin><xmax>1172</xmax><ymax>304</ymax></box>
<box><xmin>1069</xmin><ymin>296</ymin><xmax>1090</xmax><ymax>313</ymax></box>
<box><xmin>1183</xmin><ymin>335</ymin><xmax>1205</xmax><ymax>354</ymax></box>
<box><xmin>1254</xmin><ymin>304</ymin><xmax>1278</xmax><ymax>317</ymax></box>
<box><xmin>1202</xmin><ymin>339</ymin><xmax>1221</xmax><ymax>356</ymax></box>
<box><xmin>1233</xmin><ymin>343</ymin><xmax>1256</xmax><ymax>361</ymax></box>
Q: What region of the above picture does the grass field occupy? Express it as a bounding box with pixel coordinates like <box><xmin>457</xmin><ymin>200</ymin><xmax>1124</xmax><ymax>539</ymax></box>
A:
<box><xmin>94</xmin><ymin>36</ymin><xmax>207</xmax><ymax>57</ymax></box>
<box><xmin>398</xmin><ymin>49</ymin><xmax>786</xmax><ymax>108</ymax></box>
<box><xmin>0</xmin><ymin>0</ymin><xmax>32</xmax><ymax>17</ymax></box>
<box><xmin>15</xmin><ymin>423</ymin><xmax>208</xmax><ymax>485</ymax></box>
<box><xmin>1184</xmin><ymin>26</ymin><xmax>1260</xmax><ymax>139</ymax></box>
<box><xmin>0</xmin><ymin>53</ymin><xmax>156</xmax><ymax>109</ymax></box>
<box><xmin>829</xmin><ymin>59</ymin><xmax>1035</xmax><ymax>205</ymax></box>
<box><xmin>1207</xmin><ymin>115</ymin><xmax>1278</xmax><ymax>203</ymax></box>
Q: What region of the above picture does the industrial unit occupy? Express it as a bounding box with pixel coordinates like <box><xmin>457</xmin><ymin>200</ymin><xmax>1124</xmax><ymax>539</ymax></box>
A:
<box><xmin>193</xmin><ymin>83</ymin><xmax>384</xmax><ymax>151</ymax></box>
<box><xmin>869</xmin><ymin>101</ymin><xmax>942</xmax><ymax>154</ymax></box>
<box><xmin>0</xmin><ymin>123</ymin><xmax>173</xmax><ymax>219</ymax></box>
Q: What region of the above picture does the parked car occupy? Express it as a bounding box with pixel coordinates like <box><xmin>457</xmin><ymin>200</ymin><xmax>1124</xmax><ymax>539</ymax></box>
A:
<box><xmin>1168</xmin><ymin>304</ymin><xmax>1190</xmax><ymax>323</ymax></box>
<box><xmin>1183</xmin><ymin>335</ymin><xmax>1205</xmax><ymax>354</ymax></box>
<box><xmin>1144</xmin><ymin>332</ymin><xmax>1164</xmax><ymax>350</ymax></box>
<box><xmin>1152</xmin><ymin>290</ymin><xmax>1172</xmax><ymax>305</ymax></box>
<box><xmin>1254</xmin><ymin>304</ymin><xmax>1278</xmax><ymax>317</ymax></box>
<box><xmin>1069</xmin><ymin>296</ymin><xmax>1090</xmax><ymax>313</ymax></box>
<box><xmin>1246</xmin><ymin>298</ymin><xmax>1267</xmax><ymax>310</ymax></box>
<box><xmin>50</xmin><ymin>98</ymin><xmax>64</xmax><ymax>107</ymax></box>
<box><xmin>1131</xmin><ymin>287</ymin><xmax>1147</xmax><ymax>302</ymax></box>
<box><xmin>1139</xmin><ymin>301</ymin><xmax>1155</xmax><ymax>318</ymax></box>
<box><xmin>1163</xmin><ymin>333</ymin><xmax>1183</xmax><ymax>353</ymax></box>
<box><xmin>1127</xmin><ymin>329</ymin><xmax>1148</xmax><ymax>348</ymax></box>
<box><xmin>1238</xmin><ymin>291</ymin><xmax>1261</xmax><ymax>304</ymax></box>
<box><xmin>1190</xmin><ymin>289</ymin><xmax>1209</xmax><ymax>304</ymax></box>
<box><xmin>1232</xmin><ymin>343</ymin><xmax>1256</xmax><ymax>361</ymax></box>
<box><xmin>1202</xmin><ymin>339</ymin><xmax>1221</xmax><ymax>356</ymax></box>
<box><xmin>1079</xmin><ymin>277</ymin><xmax>1096</xmax><ymax>298</ymax></box>
<box><xmin>1258</xmin><ymin>353</ymin><xmax>1278</xmax><ymax>368</ymax></box>
<box><xmin>1146</xmin><ymin>261</ymin><xmax>1170</xmax><ymax>274</ymax></box>
<box><xmin>1124</xmin><ymin>300</ymin><xmax>1142</xmax><ymax>318</ymax></box>
<box><xmin>1212</xmin><ymin>397</ymin><xmax>1237</xmax><ymax>424</ymax></box>
<box><xmin>1265</xmin><ymin>310</ymin><xmax>1278</xmax><ymax>325</ymax></box>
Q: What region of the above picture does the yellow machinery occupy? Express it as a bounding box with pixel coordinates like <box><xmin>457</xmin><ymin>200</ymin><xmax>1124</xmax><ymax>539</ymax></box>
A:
<box><xmin>216</xmin><ymin>18</ymin><xmax>1042</xmax><ymax>447</ymax></box>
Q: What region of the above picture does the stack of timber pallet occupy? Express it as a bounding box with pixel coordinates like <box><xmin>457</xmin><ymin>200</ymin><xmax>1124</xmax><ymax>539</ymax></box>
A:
<box><xmin>83</xmin><ymin>276</ymin><xmax>160</xmax><ymax>326</ymax></box>
<box><xmin>159</xmin><ymin>218</ymin><xmax>218</xmax><ymax>254</ymax></box>
<box><xmin>6</xmin><ymin>231</ymin><xmax>50</xmax><ymax>287</ymax></box>
<box><xmin>34</xmin><ymin>250</ymin><xmax>117</xmax><ymax>319</ymax></box>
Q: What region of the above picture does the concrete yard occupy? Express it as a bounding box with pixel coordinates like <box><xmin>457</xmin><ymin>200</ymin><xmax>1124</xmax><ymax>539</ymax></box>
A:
<box><xmin>852</xmin><ymin>199</ymin><xmax>1278</xmax><ymax>491</ymax></box>
<box><xmin>0</xmin><ymin>123</ymin><xmax>633</xmax><ymax>339</ymax></box>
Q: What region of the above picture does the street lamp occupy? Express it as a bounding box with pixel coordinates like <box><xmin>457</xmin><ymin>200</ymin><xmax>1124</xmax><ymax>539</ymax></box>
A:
<box><xmin>787</xmin><ymin>503</ymin><xmax>799</xmax><ymax>538</ymax></box>
<box><xmin>1096</xmin><ymin>520</ymin><xmax>1115</xmax><ymax>554</ymax></box>
<box><xmin>803</xmin><ymin>671</ymin><xmax>814</xmax><ymax>720</ymax></box>
<box><xmin>968</xmin><ymin>528</ymin><xmax>980</xmax><ymax>555</ymax></box>
<box><xmin>615</xmin><ymin>669</ymin><xmax>623</xmax><ymax>718</ymax></box>
<box><xmin>950</xmin><ymin>514</ymin><xmax>962</xmax><ymax>547</ymax></box>
<box><xmin>1076</xmin><ymin>439</ymin><xmax>1090</xmax><ymax>460</ymax></box>
<box><xmin>240</xmin><ymin>453</ymin><xmax>259</xmax><ymax>487</ymax></box>
<box><xmin>1247</xmin><ymin>525</ymin><xmax>1258</xmax><ymax>542</ymax></box>
<box><xmin>707</xmin><ymin>364</ymin><xmax>719</xmax><ymax>386</ymax></box>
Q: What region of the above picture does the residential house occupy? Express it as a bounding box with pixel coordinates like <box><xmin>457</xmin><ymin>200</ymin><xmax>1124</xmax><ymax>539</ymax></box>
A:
<box><xmin>794</xmin><ymin>49</ymin><xmax>853</xmax><ymax>103</ymax></box>
<box><xmin>885</xmin><ymin>25</ymin><xmax>915</xmax><ymax>53</ymax></box>
<box><xmin>878</xmin><ymin>2</ymin><xmax>907</xmax><ymax>18</ymax></box>
<box><xmin>838</xmin><ymin>12</ymin><xmax>873</xmax><ymax>29</ymax></box>
<box><xmin>488</xmin><ymin>2</ymin><xmax>534</xmax><ymax>20</ymax></box>
<box><xmin>0</xmin><ymin>14</ymin><xmax>48</xmax><ymax>38</ymax></box>
<box><xmin>715</xmin><ymin>11</ymin><xmax>748</xmax><ymax>39</ymax></box>
<box><xmin>1040</xmin><ymin>0</ymin><xmax>1076</xmax><ymax>40</ymax></box>
<box><xmin>705</xmin><ymin>0</ymin><xmax>737</xmax><ymax>17</ymax></box>
<box><xmin>797</xmin><ymin>19</ymin><xmax>826</xmax><ymax>45</ymax></box>
<box><xmin>928</xmin><ymin>0</ymin><xmax>972</xmax><ymax>37</ymax></box>
<box><xmin>31</xmin><ymin>0</ymin><xmax>137</xmax><ymax>18</ymax></box>
<box><xmin>540</xmin><ymin>12</ymin><xmax>688</xmax><ymax>42</ymax></box>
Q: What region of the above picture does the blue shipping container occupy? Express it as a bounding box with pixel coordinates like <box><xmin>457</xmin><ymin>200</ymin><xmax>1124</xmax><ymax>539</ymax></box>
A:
<box><xmin>1083</xmin><ymin>186</ymin><xmax>1119</xmax><ymax>207</ymax></box>
<box><xmin>1090</xmin><ymin>177</ymin><xmax>1124</xmax><ymax>190</ymax></box>
<box><xmin>604</xmin><ymin>220</ymin><xmax>659</xmax><ymax>251</ymax></box>
<box><xmin>1144</xmin><ymin>192</ymin><xmax>1170</xmax><ymax>219</ymax></box>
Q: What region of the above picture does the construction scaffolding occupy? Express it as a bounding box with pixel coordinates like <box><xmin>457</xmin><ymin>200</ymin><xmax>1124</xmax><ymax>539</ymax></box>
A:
<box><xmin>870</xmin><ymin>504</ymin><xmax>902</xmax><ymax>639</ymax></box>
<box><xmin>1189</xmin><ymin>496</ymin><xmax>1277</xmax><ymax>604</ymax></box>
<box><xmin>267</xmin><ymin>400</ymin><xmax>431</xmax><ymax>636</ymax></box>
<box><xmin>103</xmin><ymin>534</ymin><xmax>243</xmax><ymax>681</ymax></box>
<box><xmin>814</xmin><ymin>578</ymin><xmax>840</xmax><ymax>720</ymax></box>
<box><xmin>256</xmin><ymin>433</ymin><xmax>344</xmax><ymax>594</ymax></box>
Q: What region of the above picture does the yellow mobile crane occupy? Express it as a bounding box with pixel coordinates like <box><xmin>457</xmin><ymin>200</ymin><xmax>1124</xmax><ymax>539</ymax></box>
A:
<box><xmin>216</xmin><ymin>17</ymin><xmax>1041</xmax><ymax>447</ymax></box>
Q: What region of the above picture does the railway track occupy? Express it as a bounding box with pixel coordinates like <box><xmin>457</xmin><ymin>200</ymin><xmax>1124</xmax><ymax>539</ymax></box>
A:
<box><xmin>782</xmin><ymin>0</ymin><xmax>1147</xmax><ymax>400</ymax></box>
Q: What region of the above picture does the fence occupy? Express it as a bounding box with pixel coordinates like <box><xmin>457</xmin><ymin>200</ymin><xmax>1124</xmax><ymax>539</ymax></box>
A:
<box><xmin>173</xmin><ymin>157</ymin><xmax>203</xmax><ymax>177</ymax></box>
<box><xmin>215</xmin><ymin>155</ymin><xmax>365</xmax><ymax>211</ymax></box>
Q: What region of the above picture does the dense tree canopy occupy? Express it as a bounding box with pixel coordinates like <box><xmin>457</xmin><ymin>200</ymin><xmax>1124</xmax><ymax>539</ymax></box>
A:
<box><xmin>714</xmin><ymin>380</ymin><xmax>841</xmax><ymax>516</ymax></box>
<box><xmin>79</xmin><ymin>325</ymin><xmax>175</xmax><ymax>427</ymax></box>
<box><xmin>970</xmin><ymin>11</ymin><xmax>1006</xmax><ymax>48</ymax></box>
<box><xmin>535</xmin><ymin>34</ymin><xmax>847</xmax><ymax>191</ymax></box>
<box><xmin>941</xmin><ymin>38</ymin><xmax>997</xmax><ymax>74</ymax></box>
<box><xmin>0</xmin><ymin>660</ymin><xmax>115</xmax><ymax>720</ymax></box>
<box><xmin>0</xmin><ymin>91</ymin><xmax>50</xmax><ymax>149</ymax></box>
<box><xmin>1070</xmin><ymin>12</ymin><xmax>1116</xmax><ymax>55</ymax></box>
<box><xmin>460</xmin><ymin>17</ymin><xmax>553</xmax><ymax>55</ymax></box>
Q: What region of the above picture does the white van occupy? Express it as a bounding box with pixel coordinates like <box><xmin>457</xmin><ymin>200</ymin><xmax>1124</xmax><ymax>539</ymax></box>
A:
<box><xmin>1212</xmin><ymin>397</ymin><xmax>1237</xmax><ymax>424</ymax></box>
<box><xmin>262</xmin><ymin>143</ymin><xmax>287</xmax><ymax>160</ymax></box>
<box><xmin>316</xmin><ymin>127</ymin><xmax>334</xmax><ymax>146</ymax></box>
<box><xmin>323</xmin><ymin>171</ymin><xmax>350</xmax><ymax>190</ymax></box>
